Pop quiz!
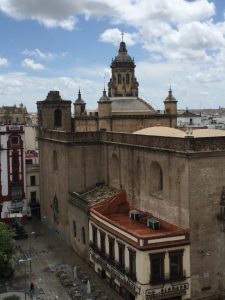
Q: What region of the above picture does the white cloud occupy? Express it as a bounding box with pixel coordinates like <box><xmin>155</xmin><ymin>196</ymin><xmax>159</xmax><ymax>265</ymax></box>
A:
<box><xmin>22</xmin><ymin>49</ymin><xmax>54</xmax><ymax>59</ymax></box>
<box><xmin>0</xmin><ymin>0</ymin><xmax>225</xmax><ymax>109</ymax></box>
<box><xmin>100</xmin><ymin>28</ymin><xmax>138</xmax><ymax>46</ymax></box>
<box><xmin>0</xmin><ymin>0</ymin><xmax>215</xmax><ymax>28</ymax></box>
<box><xmin>0</xmin><ymin>57</ymin><xmax>225</xmax><ymax>114</ymax></box>
<box><xmin>0</xmin><ymin>57</ymin><xmax>9</xmax><ymax>67</ymax></box>
<box><xmin>0</xmin><ymin>0</ymin><xmax>78</xmax><ymax>30</ymax></box>
<box><xmin>22</xmin><ymin>58</ymin><xmax>45</xmax><ymax>71</ymax></box>
<box><xmin>0</xmin><ymin>72</ymin><xmax>105</xmax><ymax>111</ymax></box>
<box><xmin>22</xmin><ymin>48</ymin><xmax>68</xmax><ymax>60</ymax></box>
<box><xmin>74</xmin><ymin>65</ymin><xmax>111</xmax><ymax>80</ymax></box>
<box><xmin>0</xmin><ymin>0</ymin><xmax>220</xmax><ymax>65</ymax></box>
<box><xmin>38</xmin><ymin>16</ymin><xmax>77</xmax><ymax>31</ymax></box>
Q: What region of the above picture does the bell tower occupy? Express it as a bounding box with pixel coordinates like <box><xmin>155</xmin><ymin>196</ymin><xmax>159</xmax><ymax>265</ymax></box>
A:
<box><xmin>37</xmin><ymin>91</ymin><xmax>72</xmax><ymax>131</ymax></box>
<box><xmin>98</xmin><ymin>88</ymin><xmax>112</xmax><ymax>131</ymax></box>
<box><xmin>164</xmin><ymin>87</ymin><xmax>177</xmax><ymax>127</ymax></box>
<box><xmin>108</xmin><ymin>39</ymin><xmax>139</xmax><ymax>97</ymax></box>
<box><xmin>74</xmin><ymin>90</ymin><xmax>86</xmax><ymax>116</ymax></box>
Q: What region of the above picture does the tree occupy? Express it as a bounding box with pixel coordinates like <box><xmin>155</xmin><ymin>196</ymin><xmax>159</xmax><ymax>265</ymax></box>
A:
<box><xmin>3</xmin><ymin>296</ymin><xmax>21</xmax><ymax>300</ymax></box>
<box><xmin>0</xmin><ymin>223</ymin><xmax>16</xmax><ymax>277</ymax></box>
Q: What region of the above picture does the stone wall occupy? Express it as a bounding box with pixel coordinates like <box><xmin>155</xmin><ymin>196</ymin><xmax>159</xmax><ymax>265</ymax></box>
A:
<box><xmin>68</xmin><ymin>194</ymin><xmax>89</xmax><ymax>261</ymax></box>
<box><xmin>73</xmin><ymin>113</ymin><xmax>177</xmax><ymax>133</ymax></box>
<box><xmin>39</xmin><ymin>129</ymin><xmax>225</xmax><ymax>299</ymax></box>
<box><xmin>111</xmin><ymin>115</ymin><xmax>174</xmax><ymax>133</ymax></box>
<box><xmin>74</xmin><ymin>118</ymin><xmax>98</xmax><ymax>132</ymax></box>
<box><xmin>39</xmin><ymin>139</ymin><xmax>70</xmax><ymax>241</ymax></box>
<box><xmin>189</xmin><ymin>156</ymin><xmax>225</xmax><ymax>299</ymax></box>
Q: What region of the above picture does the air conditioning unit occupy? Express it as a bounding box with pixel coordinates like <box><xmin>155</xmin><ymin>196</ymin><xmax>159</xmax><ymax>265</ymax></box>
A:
<box><xmin>129</xmin><ymin>210</ymin><xmax>141</xmax><ymax>221</ymax></box>
<box><xmin>147</xmin><ymin>218</ymin><xmax>161</xmax><ymax>230</ymax></box>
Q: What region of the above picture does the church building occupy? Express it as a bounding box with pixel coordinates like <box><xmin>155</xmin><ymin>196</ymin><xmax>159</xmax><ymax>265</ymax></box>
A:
<box><xmin>37</xmin><ymin>41</ymin><xmax>225</xmax><ymax>299</ymax></box>
<box><xmin>37</xmin><ymin>40</ymin><xmax>177</xmax><ymax>134</ymax></box>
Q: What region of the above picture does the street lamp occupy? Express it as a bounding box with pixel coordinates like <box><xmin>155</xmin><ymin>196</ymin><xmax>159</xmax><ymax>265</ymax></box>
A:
<box><xmin>29</xmin><ymin>232</ymin><xmax>35</xmax><ymax>289</ymax></box>
<box><xmin>19</xmin><ymin>258</ymin><xmax>31</xmax><ymax>300</ymax></box>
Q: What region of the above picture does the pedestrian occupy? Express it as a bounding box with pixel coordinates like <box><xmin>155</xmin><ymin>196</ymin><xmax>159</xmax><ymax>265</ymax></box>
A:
<box><xmin>30</xmin><ymin>282</ymin><xmax>34</xmax><ymax>294</ymax></box>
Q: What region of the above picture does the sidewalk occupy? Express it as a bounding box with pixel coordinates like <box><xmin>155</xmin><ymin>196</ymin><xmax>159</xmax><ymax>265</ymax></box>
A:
<box><xmin>0</xmin><ymin>291</ymin><xmax>24</xmax><ymax>300</ymax></box>
<box><xmin>3</xmin><ymin>217</ymin><xmax>123</xmax><ymax>300</ymax></box>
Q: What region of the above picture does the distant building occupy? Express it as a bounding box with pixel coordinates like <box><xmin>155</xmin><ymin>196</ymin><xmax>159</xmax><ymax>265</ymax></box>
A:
<box><xmin>25</xmin><ymin>150</ymin><xmax>40</xmax><ymax>218</ymax></box>
<box><xmin>0</xmin><ymin>103</ymin><xmax>31</xmax><ymax>125</ymax></box>
<box><xmin>0</xmin><ymin>116</ymin><xmax>39</xmax><ymax>220</ymax></box>
<box><xmin>24</xmin><ymin>124</ymin><xmax>40</xmax><ymax>218</ymax></box>
<box><xmin>0</xmin><ymin>125</ymin><xmax>29</xmax><ymax>220</ymax></box>
<box><xmin>177</xmin><ymin>109</ymin><xmax>202</xmax><ymax>128</ymax></box>
<box><xmin>25</xmin><ymin>126</ymin><xmax>38</xmax><ymax>151</ymax></box>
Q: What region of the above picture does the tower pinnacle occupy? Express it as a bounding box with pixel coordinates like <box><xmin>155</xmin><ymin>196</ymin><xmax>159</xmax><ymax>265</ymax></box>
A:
<box><xmin>121</xmin><ymin>30</ymin><xmax>124</xmax><ymax>42</ymax></box>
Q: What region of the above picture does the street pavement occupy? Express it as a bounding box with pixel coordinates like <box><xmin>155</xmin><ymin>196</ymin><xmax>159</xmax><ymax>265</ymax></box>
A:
<box><xmin>0</xmin><ymin>217</ymin><xmax>123</xmax><ymax>300</ymax></box>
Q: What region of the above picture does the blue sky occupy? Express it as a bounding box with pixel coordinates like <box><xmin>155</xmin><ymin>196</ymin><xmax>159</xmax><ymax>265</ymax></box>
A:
<box><xmin>0</xmin><ymin>0</ymin><xmax>225</xmax><ymax>112</ymax></box>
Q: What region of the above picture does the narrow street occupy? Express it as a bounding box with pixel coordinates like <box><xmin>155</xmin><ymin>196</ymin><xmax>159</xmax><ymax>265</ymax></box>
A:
<box><xmin>0</xmin><ymin>217</ymin><xmax>123</xmax><ymax>300</ymax></box>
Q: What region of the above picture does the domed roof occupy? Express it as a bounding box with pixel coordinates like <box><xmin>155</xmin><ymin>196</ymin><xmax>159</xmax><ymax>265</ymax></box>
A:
<box><xmin>192</xmin><ymin>129</ymin><xmax>225</xmax><ymax>137</ymax></box>
<box><xmin>133</xmin><ymin>126</ymin><xmax>225</xmax><ymax>138</ymax></box>
<box><xmin>99</xmin><ymin>88</ymin><xmax>110</xmax><ymax>102</ymax></box>
<box><xmin>111</xmin><ymin>97</ymin><xmax>154</xmax><ymax>113</ymax></box>
<box><xmin>112</xmin><ymin>41</ymin><xmax>134</xmax><ymax>64</ymax></box>
<box><xmin>165</xmin><ymin>88</ymin><xmax>177</xmax><ymax>102</ymax></box>
<box><xmin>133</xmin><ymin>126</ymin><xmax>185</xmax><ymax>137</ymax></box>
<box><xmin>75</xmin><ymin>90</ymin><xmax>85</xmax><ymax>104</ymax></box>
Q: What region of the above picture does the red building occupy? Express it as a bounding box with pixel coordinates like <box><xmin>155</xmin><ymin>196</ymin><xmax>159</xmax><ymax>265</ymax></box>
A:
<box><xmin>0</xmin><ymin>125</ymin><xmax>28</xmax><ymax>220</ymax></box>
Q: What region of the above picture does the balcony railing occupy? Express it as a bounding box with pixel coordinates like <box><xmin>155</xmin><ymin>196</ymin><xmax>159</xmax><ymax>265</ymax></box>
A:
<box><xmin>126</xmin><ymin>270</ymin><xmax>137</xmax><ymax>282</ymax></box>
<box><xmin>150</xmin><ymin>270</ymin><xmax>186</xmax><ymax>285</ymax></box>
<box><xmin>116</xmin><ymin>262</ymin><xmax>125</xmax><ymax>273</ymax></box>
<box><xmin>89</xmin><ymin>244</ymin><xmax>140</xmax><ymax>295</ymax></box>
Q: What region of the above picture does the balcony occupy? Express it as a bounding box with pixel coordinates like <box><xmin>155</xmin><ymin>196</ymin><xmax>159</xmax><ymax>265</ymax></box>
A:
<box><xmin>89</xmin><ymin>241</ymin><xmax>99</xmax><ymax>253</ymax></box>
<box><xmin>126</xmin><ymin>271</ymin><xmax>137</xmax><ymax>282</ymax></box>
<box><xmin>116</xmin><ymin>262</ymin><xmax>125</xmax><ymax>274</ymax></box>
<box><xmin>90</xmin><ymin>246</ymin><xmax>140</xmax><ymax>295</ymax></box>
<box><xmin>150</xmin><ymin>275</ymin><xmax>165</xmax><ymax>285</ymax></box>
<box><xmin>150</xmin><ymin>270</ymin><xmax>186</xmax><ymax>285</ymax></box>
<box><xmin>106</xmin><ymin>255</ymin><xmax>115</xmax><ymax>266</ymax></box>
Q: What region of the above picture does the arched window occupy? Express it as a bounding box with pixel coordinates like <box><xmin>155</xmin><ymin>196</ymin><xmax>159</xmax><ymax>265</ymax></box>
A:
<box><xmin>82</xmin><ymin>227</ymin><xmax>86</xmax><ymax>245</ymax></box>
<box><xmin>53</xmin><ymin>150</ymin><xmax>58</xmax><ymax>171</ymax></box>
<box><xmin>109</xmin><ymin>154</ymin><xmax>120</xmax><ymax>189</ymax></box>
<box><xmin>118</xmin><ymin>74</ymin><xmax>122</xmax><ymax>84</ymax></box>
<box><xmin>150</xmin><ymin>161</ymin><xmax>163</xmax><ymax>195</ymax></box>
<box><xmin>126</xmin><ymin>74</ymin><xmax>130</xmax><ymax>84</ymax></box>
<box><xmin>54</xmin><ymin>109</ymin><xmax>62</xmax><ymax>127</ymax></box>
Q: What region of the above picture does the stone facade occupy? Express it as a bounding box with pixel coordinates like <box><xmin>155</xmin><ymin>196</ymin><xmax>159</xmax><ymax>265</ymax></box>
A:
<box><xmin>0</xmin><ymin>104</ymin><xmax>30</xmax><ymax>125</ymax></box>
<box><xmin>36</xmin><ymin>40</ymin><xmax>224</xmax><ymax>299</ymax></box>
<box><xmin>38</xmin><ymin>128</ymin><xmax>225</xmax><ymax>299</ymax></box>
<box><xmin>37</xmin><ymin>91</ymin><xmax>72</xmax><ymax>131</ymax></box>
<box><xmin>37</xmin><ymin>41</ymin><xmax>177</xmax><ymax>134</ymax></box>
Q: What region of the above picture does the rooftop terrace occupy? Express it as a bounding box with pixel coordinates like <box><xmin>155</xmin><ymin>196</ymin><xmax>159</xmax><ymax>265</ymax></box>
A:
<box><xmin>90</xmin><ymin>191</ymin><xmax>189</xmax><ymax>249</ymax></box>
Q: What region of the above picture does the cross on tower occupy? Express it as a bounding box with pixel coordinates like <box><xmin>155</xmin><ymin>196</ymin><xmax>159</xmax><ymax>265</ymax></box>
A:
<box><xmin>121</xmin><ymin>30</ymin><xmax>124</xmax><ymax>42</ymax></box>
